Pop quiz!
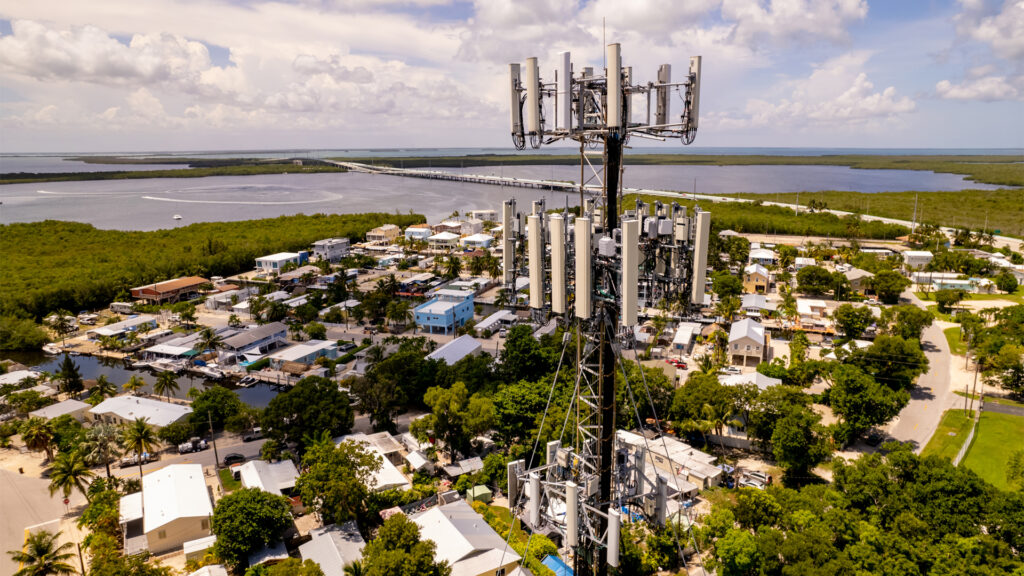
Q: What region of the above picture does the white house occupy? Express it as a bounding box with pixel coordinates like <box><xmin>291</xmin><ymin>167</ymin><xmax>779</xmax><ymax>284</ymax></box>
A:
<box><xmin>120</xmin><ymin>464</ymin><xmax>213</xmax><ymax>555</ymax></box>
<box><xmin>794</xmin><ymin>257</ymin><xmax>816</xmax><ymax>270</ymax></box>
<box><xmin>748</xmin><ymin>248</ymin><xmax>778</xmax><ymax>267</ymax></box>
<box><xmin>728</xmin><ymin>318</ymin><xmax>767</xmax><ymax>367</ymax></box>
<box><xmin>671</xmin><ymin>322</ymin><xmax>702</xmax><ymax>356</ymax></box>
<box><xmin>29</xmin><ymin>399</ymin><xmax>91</xmax><ymax>422</ymax></box>
<box><xmin>411</xmin><ymin>500</ymin><xmax>522</xmax><ymax>576</ymax></box>
<box><xmin>312</xmin><ymin>238</ymin><xmax>350</xmax><ymax>262</ymax></box>
<box><xmin>87</xmin><ymin>315</ymin><xmax>158</xmax><ymax>339</ymax></box>
<box><xmin>405</xmin><ymin>224</ymin><xmax>433</xmax><ymax>242</ymax></box>
<box><xmin>336</xmin><ymin>434</ymin><xmax>410</xmax><ymax>492</ymax></box>
<box><xmin>256</xmin><ymin>252</ymin><xmax>308</xmax><ymax>273</ymax></box>
<box><xmin>460</xmin><ymin>218</ymin><xmax>484</xmax><ymax>236</ymax></box>
<box><xmin>428</xmin><ymin>232</ymin><xmax>461</xmax><ymax>251</ymax></box>
<box><xmin>237</xmin><ymin>459</ymin><xmax>300</xmax><ymax>497</ymax></box>
<box><xmin>268</xmin><ymin>340</ymin><xmax>338</xmax><ymax>370</ymax></box>
<box><xmin>426</xmin><ymin>335</ymin><xmax>483</xmax><ymax>366</ymax></box>
<box><xmin>299</xmin><ymin>522</ymin><xmax>365</xmax><ymax>576</ymax></box>
<box><xmin>721</xmin><ymin>371</ymin><xmax>782</xmax><ymax>391</ymax></box>
<box><xmin>903</xmin><ymin>250</ymin><xmax>934</xmax><ymax>270</ymax></box>
<box><xmin>468</xmin><ymin>209</ymin><xmax>497</xmax><ymax>222</ymax></box>
<box><xmin>90</xmin><ymin>396</ymin><xmax>192</xmax><ymax>429</ymax></box>
<box><xmin>459</xmin><ymin>233</ymin><xmax>494</xmax><ymax>249</ymax></box>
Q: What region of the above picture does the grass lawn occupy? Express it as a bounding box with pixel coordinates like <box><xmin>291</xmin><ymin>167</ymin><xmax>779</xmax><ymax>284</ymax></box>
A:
<box><xmin>924</xmin><ymin>304</ymin><xmax>957</xmax><ymax>322</ymax></box>
<box><xmin>921</xmin><ymin>410</ymin><xmax>974</xmax><ymax>461</ymax></box>
<box><xmin>218</xmin><ymin>467</ymin><xmax>241</xmax><ymax>492</ymax></box>
<box><xmin>944</xmin><ymin>327</ymin><xmax>968</xmax><ymax>355</ymax></box>
<box><xmin>964</xmin><ymin>286</ymin><xmax>1024</xmax><ymax>305</ymax></box>
<box><xmin>961</xmin><ymin>412</ymin><xmax>1024</xmax><ymax>490</ymax></box>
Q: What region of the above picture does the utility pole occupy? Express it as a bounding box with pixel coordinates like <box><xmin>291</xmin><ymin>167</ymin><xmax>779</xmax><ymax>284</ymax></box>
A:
<box><xmin>208</xmin><ymin>411</ymin><xmax>220</xmax><ymax>471</ymax></box>
<box><xmin>968</xmin><ymin>359</ymin><xmax>981</xmax><ymax>414</ymax></box>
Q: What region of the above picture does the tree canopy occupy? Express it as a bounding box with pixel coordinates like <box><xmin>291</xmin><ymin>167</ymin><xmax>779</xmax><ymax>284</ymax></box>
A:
<box><xmin>263</xmin><ymin>376</ymin><xmax>354</xmax><ymax>451</ymax></box>
<box><xmin>212</xmin><ymin>488</ymin><xmax>294</xmax><ymax>568</ymax></box>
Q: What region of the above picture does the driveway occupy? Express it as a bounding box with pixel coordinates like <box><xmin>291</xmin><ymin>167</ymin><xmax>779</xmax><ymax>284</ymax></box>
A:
<box><xmin>0</xmin><ymin>465</ymin><xmax>86</xmax><ymax>576</ymax></box>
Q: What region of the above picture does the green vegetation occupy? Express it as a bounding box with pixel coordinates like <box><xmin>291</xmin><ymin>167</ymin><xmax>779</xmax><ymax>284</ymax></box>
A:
<box><xmin>211</xmin><ymin>488</ymin><xmax>294</xmax><ymax>568</ymax></box>
<box><xmin>961</xmin><ymin>412</ymin><xmax>1024</xmax><ymax>490</ymax></box>
<box><xmin>961</xmin><ymin>286</ymin><xmax>1024</xmax><ymax>305</ymax></box>
<box><xmin>218</xmin><ymin>468</ymin><xmax>242</xmax><ymax>492</ymax></box>
<box><xmin>0</xmin><ymin>161</ymin><xmax>345</xmax><ymax>185</ymax></box>
<box><xmin>944</xmin><ymin>326</ymin><xmax>968</xmax><ymax>355</ymax></box>
<box><xmin>699</xmin><ymin>444</ymin><xmax>1024</xmax><ymax>575</ymax></box>
<box><xmin>470</xmin><ymin>502</ymin><xmax>557</xmax><ymax>576</ymax></box>
<box><xmin>335</xmin><ymin>153</ymin><xmax>1024</xmax><ymax>187</ymax></box>
<box><xmin>0</xmin><ymin>212</ymin><xmax>424</xmax><ymax>321</ymax></box>
<box><xmin>921</xmin><ymin>409</ymin><xmax>974</xmax><ymax>461</ymax></box>
<box><xmin>626</xmin><ymin>192</ymin><xmax>909</xmax><ymax>239</ymax></box>
<box><xmin>954</xmin><ymin>391</ymin><xmax>1024</xmax><ymax>408</ymax></box>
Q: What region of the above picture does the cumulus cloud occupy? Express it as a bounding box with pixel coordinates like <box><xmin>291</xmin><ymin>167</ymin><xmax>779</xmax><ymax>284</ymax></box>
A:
<box><xmin>717</xmin><ymin>52</ymin><xmax>914</xmax><ymax>128</ymax></box>
<box><xmin>936</xmin><ymin>75</ymin><xmax>1021</xmax><ymax>100</ymax></box>
<box><xmin>955</xmin><ymin>0</ymin><xmax>1024</xmax><ymax>61</ymax></box>
<box><xmin>721</xmin><ymin>0</ymin><xmax>868</xmax><ymax>47</ymax></box>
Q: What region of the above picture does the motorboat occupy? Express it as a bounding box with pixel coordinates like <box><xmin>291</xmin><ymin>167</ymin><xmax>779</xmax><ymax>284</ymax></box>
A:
<box><xmin>150</xmin><ymin>359</ymin><xmax>183</xmax><ymax>373</ymax></box>
<box><xmin>197</xmin><ymin>366</ymin><xmax>225</xmax><ymax>379</ymax></box>
<box><xmin>173</xmin><ymin>214</ymin><xmax>183</xmax><ymax>220</ymax></box>
<box><xmin>42</xmin><ymin>343</ymin><xmax>62</xmax><ymax>355</ymax></box>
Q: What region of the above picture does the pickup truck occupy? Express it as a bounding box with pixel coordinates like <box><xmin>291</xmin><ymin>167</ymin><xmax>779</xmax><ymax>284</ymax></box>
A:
<box><xmin>119</xmin><ymin>452</ymin><xmax>157</xmax><ymax>468</ymax></box>
<box><xmin>178</xmin><ymin>437</ymin><xmax>209</xmax><ymax>454</ymax></box>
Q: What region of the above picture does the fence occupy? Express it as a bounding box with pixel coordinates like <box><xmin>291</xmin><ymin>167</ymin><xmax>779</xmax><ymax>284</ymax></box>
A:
<box><xmin>953</xmin><ymin>398</ymin><xmax>983</xmax><ymax>467</ymax></box>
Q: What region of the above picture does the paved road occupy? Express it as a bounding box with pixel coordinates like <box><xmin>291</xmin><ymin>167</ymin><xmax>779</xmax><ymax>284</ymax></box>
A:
<box><xmin>885</xmin><ymin>293</ymin><xmax>958</xmax><ymax>452</ymax></box>
<box><xmin>1</xmin><ymin>467</ymin><xmax>87</xmax><ymax>576</ymax></box>
<box><xmin>111</xmin><ymin>435</ymin><xmax>267</xmax><ymax>480</ymax></box>
<box><xmin>982</xmin><ymin>402</ymin><xmax>1024</xmax><ymax>417</ymax></box>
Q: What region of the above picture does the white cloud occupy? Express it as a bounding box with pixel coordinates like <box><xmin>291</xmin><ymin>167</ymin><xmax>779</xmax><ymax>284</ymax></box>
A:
<box><xmin>936</xmin><ymin>75</ymin><xmax>1021</xmax><ymax>100</ymax></box>
<box><xmin>955</xmin><ymin>0</ymin><xmax>1024</xmax><ymax>62</ymax></box>
<box><xmin>721</xmin><ymin>0</ymin><xmax>868</xmax><ymax>47</ymax></box>
<box><xmin>716</xmin><ymin>52</ymin><xmax>914</xmax><ymax>129</ymax></box>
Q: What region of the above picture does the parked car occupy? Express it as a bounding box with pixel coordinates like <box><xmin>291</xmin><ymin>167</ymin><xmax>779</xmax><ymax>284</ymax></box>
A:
<box><xmin>338</xmin><ymin>342</ymin><xmax>357</xmax><ymax>353</ymax></box>
<box><xmin>738</xmin><ymin>478</ymin><xmax>765</xmax><ymax>490</ymax></box>
<box><xmin>242</xmin><ymin>427</ymin><xmax>263</xmax><ymax>443</ymax></box>
<box><xmin>223</xmin><ymin>453</ymin><xmax>246</xmax><ymax>466</ymax></box>
<box><xmin>745</xmin><ymin>470</ymin><xmax>771</xmax><ymax>485</ymax></box>
<box><xmin>177</xmin><ymin>437</ymin><xmax>209</xmax><ymax>454</ymax></box>
<box><xmin>720</xmin><ymin>366</ymin><xmax>742</xmax><ymax>375</ymax></box>
<box><xmin>119</xmin><ymin>453</ymin><xmax>156</xmax><ymax>468</ymax></box>
<box><xmin>865</xmin><ymin>430</ymin><xmax>885</xmax><ymax>447</ymax></box>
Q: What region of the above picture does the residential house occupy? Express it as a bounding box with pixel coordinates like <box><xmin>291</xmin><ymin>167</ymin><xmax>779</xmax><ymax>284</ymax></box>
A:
<box><xmin>311</xmin><ymin>238</ymin><xmax>350</xmax><ymax>262</ymax></box>
<box><xmin>268</xmin><ymin>340</ymin><xmax>338</xmax><ymax>371</ymax></box>
<box><xmin>131</xmin><ymin>277</ymin><xmax>209</xmax><ymax>305</ymax></box>
<box><xmin>237</xmin><ymin>459</ymin><xmax>301</xmax><ymax>511</ymax></box>
<box><xmin>29</xmin><ymin>399</ymin><xmax>91</xmax><ymax>422</ymax></box>
<box><xmin>903</xmin><ymin>250</ymin><xmax>934</xmax><ymax>270</ymax></box>
<box><xmin>475</xmin><ymin>310</ymin><xmax>516</xmax><ymax>333</ymax></box>
<box><xmin>459</xmin><ymin>233</ymin><xmax>494</xmax><ymax>250</ymax></box>
<box><xmin>405</xmin><ymin>223</ymin><xmax>433</xmax><ymax>242</ymax></box>
<box><xmin>337</xmin><ymin>433</ymin><xmax>410</xmax><ymax>492</ymax></box>
<box><xmin>432</xmin><ymin>220</ymin><xmax>464</xmax><ymax>235</ymax></box>
<box><xmin>415</xmin><ymin>290</ymin><xmax>474</xmax><ymax>335</ymax></box>
<box><xmin>843</xmin><ymin>268</ymin><xmax>875</xmax><ymax>294</ymax></box>
<box><xmin>256</xmin><ymin>252</ymin><xmax>309</xmax><ymax>274</ymax></box>
<box><xmin>460</xmin><ymin>218</ymin><xmax>484</xmax><ymax>236</ymax></box>
<box><xmin>616</xmin><ymin>430</ymin><xmax>720</xmax><ymax>490</ymax></box>
<box><xmin>219</xmin><ymin>322</ymin><xmax>288</xmax><ymax>364</ymax></box>
<box><xmin>205</xmin><ymin>288</ymin><xmax>256</xmax><ymax>312</ymax></box>
<box><xmin>748</xmin><ymin>248</ymin><xmax>778</xmax><ymax>267</ymax></box>
<box><xmin>299</xmin><ymin>522</ymin><xmax>365</xmax><ymax>576</ymax></box>
<box><xmin>428</xmin><ymin>232</ymin><xmax>461</xmax><ymax>251</ymax></box>
<box><xmin>468</xmin><ymin>209</ymin><xmax>497</xmax><ymax>222</ymax></box>
<box><xmin>90</xmin><ymin>396</ymin><xmax>192</xmax><ymax>429</ymax></box>
<box><xmin>742</xmin><ymin>264</ymin><xmax>770</xmax><ymax>294</ymax></box>
<box><xmin>796</xmin><ymin>298</ymin><xmax>830</xmax><ymax>331</ymax></box>
<box><xmin>426</xmin><ymin>335</ymin><xmax>483</xmax><ymax>366</ymax></box>
<box><xmin>442</xmin><ymin>457</ymin><xmax>485</xmax><ymax>478</ymax></box>
<box><xmin>720</xmin><ymin>371</ymin><xmax>782</xmax><ymax>391</ymax></box>
<box><xmin>411</xmin><ymin>500</ymin><xmax>522</xmax><ymax>576</ymax></box>
<box><xmin>87</xmin><ymin>315</ymin><xmax>158</xmax><ymax>340</ymax></box>
<box><xmin>728</xmin><ymin>318</ymin><xmax>767</xmax><ymax>367</ymax></box>
<box><xmin>366</xmin><ymin>224</ymin><xmax>400</xmax><ymax>244</ymax></box>
<box><xmin>794</xmin><ymin>257</ymin><xmax>816</xmax><ymax>270</ymax></box>
<box><xmin>671</xmin><ymin>322</ymin><xmax>702</xmax><ymax>356</ymax></box>
<box><xmin>740</xmin><ymin>294</ymin><xmax>774</xmax><ymax>317</ymax></box>
<box><xmin>119</xmin><ymin>464</ymin><xmax>213</xmax><ymax>555</ymax></box>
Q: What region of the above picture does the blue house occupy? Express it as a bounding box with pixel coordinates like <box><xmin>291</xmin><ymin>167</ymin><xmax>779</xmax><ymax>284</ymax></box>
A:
<box><xmin>414</xmin><ymin>290</ymin><xmax>474</xmax><ymax>335</ymax></box>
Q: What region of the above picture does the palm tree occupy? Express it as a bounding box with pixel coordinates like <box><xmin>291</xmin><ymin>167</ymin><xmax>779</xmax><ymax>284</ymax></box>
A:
<box><xmin>8</xmin><ymin>530</ymin><xmax>75</xmax><ymax>576</ymax></box>
<box><xmin>153</xmin><ymin>371</ymin><xmax>180</xmax><ymax>402</ymax></box>
<box><xmin>485</xmin><ymin>254</ymin><xmax>501</xmax><ymax>279</ymax></box>
<box><xmin>343</xmin><ymin>560</ymin><xmax>364</xmax><ymax>576</ymax></box>
<box><xmin>179</xmin><ymin>306</ymin><xmax>197</xmax><ymax>330</ymax></box>
<box><xmin>81</xmin><ymin>423</ymin><xmax>122</xmax><ymax>478</ymax></box>
<box><xmin>694</xmin><ymin>354</ymin><xmax>716</xmax><ymax>375</ymax></box>
<box><xmin>679</xmin><ymin>414</ymin><xmax>714</xmax><ymax>448</ymax></box>
<box><xmin>443</xmin><ymin>254</ymin><xmax>462</xmax><ymax>280</ymax></box>
<box><xmin>187</xmin><ymin>386</ymin><xmax>202</xmax><ymax>401</ymax></box>
<box><xmin>21</xmin><ymin>417</ymin><xmax>55</xmax><ymax>462</ymax></box>
<box><xmin>701</xmin><ymin>403</ymin><xmax>743</xmax><ymax>452</ymax></box>
<box><xmin>48</xmin><ymin>450</ymin><xmax>95</xmax><ymax>502</ymax></box>
<box><xmin>121</xmin><ymin>418</ymin><xmax>159</xmax><ymax>483</ymax></box>
<box><xmin>364</xmin><ymin>345</ymin><xmax>386</xmax><ymax>370</ymax></box>
<box><xmin>716</xmin><ymin>295</ymin><xmax>741</xmax><ymax>323</ymax></box>
<box><xmin>89</xmin><ymin>375</ymin><xmax>117</xmax><ymax>405</ymax></box>
<box><xmin>123</xmin><ymin>375</ymin><xmax>145</xmax><ymax>395</ymax></box>
<box><xmin>193</xmin><ymin>327</ymin><xmax>223</xmax><ymax>361</ymax></box>
<box><xmin>47</xmin><ymin>310</ymin><xmax>75</xmax><ymax>351</ymax></box>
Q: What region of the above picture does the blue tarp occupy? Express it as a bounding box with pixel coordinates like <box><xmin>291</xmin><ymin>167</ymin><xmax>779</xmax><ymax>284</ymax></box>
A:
<box><xmin>542</xmin><ymin>555</ymin><xmax>573</xmax><ymax>576</ymax></box>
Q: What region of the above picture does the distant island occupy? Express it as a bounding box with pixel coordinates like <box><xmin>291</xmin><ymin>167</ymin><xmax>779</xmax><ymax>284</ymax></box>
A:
<box><xmin>0</xmin><ymin>158</ymin><xmax>346</xmax><ymax>185</ymax></box>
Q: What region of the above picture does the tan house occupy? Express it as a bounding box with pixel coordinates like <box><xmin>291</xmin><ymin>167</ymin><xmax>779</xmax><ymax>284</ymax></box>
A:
<box><xmin>728</xmin><ymin>318</ymin><xmax>768</xmax><ymax>367</ymax></box>
<box><xmin>844</xmin><ymin>268</ymin><xmax>875</xmax><ymax>294</ymax></box>
<box><xmin>411</xmin><ymin>500</ymin><xmax>522</xmax><ymax>576</ymax></box>
<box><xmin>120</xmin><ymin>464</ymin><xmax>213</xmax><ymax>555</ymax></box>
<box><xmin>742</xmin><ymin>263</ymin><xmax>770</xmax><ymax>294</ymax></box>
<box><xmin>366</xmin><ymin>224</ymin><xmax>400</xmax><ymax>244</ymax></box>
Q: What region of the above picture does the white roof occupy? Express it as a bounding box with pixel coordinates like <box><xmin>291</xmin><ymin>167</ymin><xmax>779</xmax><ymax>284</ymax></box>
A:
<box><xmin>749</xmin><ymin>248</ymin><xmax>777</xmax><ymax>260</ymax></box>
<box><xmin>0</xmin><ymin>370</ymin><xmax>42</xmax><ymax>386</ymax></box>
<box><xmin>137</xmin><ymin>464</ymin><xmax>213</xmax><ymax>533</ymax></box>
<box><xmin>412</xmin><ymin>500</ymin><xmax>520</xmax><ymax>576</ymax></box>
<box><xmin>795</xmin><ymin>257</ymin><xmax>816</xmax><ymax>265</ymax></box>
<box><xmin>721</xmin><ymin>372</ymin><xmax>782</xmax><ymax>391</ymax></box>
<box><xmin>904</xmin><ymin>250</ymin><xmax>934</xmax><ymax>258</ymax></box>
<box><xmin>119</xmin><ymin>491</ymin><xmax>143</xmax><ymax>523</ymax></box>
<box><xmin>88</xmin><ymin>314</ymin><xmax>157</xmax><ymax>337</ymax></box>
<box><xmin>257</xmin><ymin>252</ymin><xmax>301</xmax><ymax>262</ymax></box>
<box><xmin>844</xmin><ymin>268</ymin><xmax>874</xmax><ymax>281</ymax></box>
<box><xmin>672</xmin><ymin>322</ymin><xmax>702</xmax><ymax>347</ymax></box>
<box><xmin>144</xmin><ymin>344</ymin><xmax>194</xmax><ymax>357</ymax></box>
<box><xmin>89</xmin><ymin>395</ymin><xmax>192</xmax><ymax>428</ymax></box>
<box><xmin>337</xmin><ymin>435</ymin><xmax>410</xmax><ymax>492</ymax></box>
<box><xmin>796</xmin><ymin>298</ymin><xmax>828</xmax><ymax>316</ymax></box>
<box><xmin>269</xmin><ymin>340</ymin><xmax>336</xmax><ymax>363</ymax></box>
<box><xmin>743</xmin><ymin>263</ymin><xmax>769</xmax><ymax>277</ymax></box>
<box><xmin>429</xmin><ymin>231</ymin><xmax>461</xmax><ymax>241</ymax></box>
<box><xmin>729</xmin><ymin>318</ymin><xmax>765</xmax><ymax>344</ymax></box>
<box><xmin>461</xmin><ymin>233</ymin><xmax>493</xmax><ymax>243</ymax></box>
<box><xmin>740</xmin><ymin>294</ymin><xmax>770</xmax><ymax>310</ymax></box>
<box><xmin>29</xmin><ymin>398</ymin><xmax>90</xmax><ymax>420</ymax></box>
<box><xmin>426</xmin><ymin>335</ymin><xmax>482</xmax><ymax>365</ymax></box>
<box><xmin>187</xmin><ymin>564</ymin><xmax>227</xmax><ymax>576</ymax></box>
<box><xmin>477</xmin><ymin>310</ymin><xmax>515</xmax><ymax>331</ymax></box>
<box><xmin>405</xmin><ymin>450</ymin><xmax>431</xmax><ymax>470</ymax></box>
<box><xmin>300</xmin><ymin>523</ymin><xmax>366</xmax><ymax>576</ymax></box>
<box><xmin>237</xmin><ymin>460</ymin><xmax>299</xmax><ymax>496</ymax></box>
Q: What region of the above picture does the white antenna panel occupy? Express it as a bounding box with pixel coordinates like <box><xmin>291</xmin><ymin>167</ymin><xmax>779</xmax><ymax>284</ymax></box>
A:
<box><xmin>689</xmin><ymin>56</ymin><xmax>702</xmax><ymax>130</ymax></box>
<box><xmin>557</xmin><ymin>52</ymin><xmax>572</xmax><ymax>131</ymax></box>
<box><xmin>606</xmin><ymin>43</ymin><xmax>622</xmax><ymax>129</ymax></box>
<box><xmin>550</xmin><ymin>214</ymin><xmax>566</xmax><ymax>314</ymax></box>
<box><xmin>621</xmin><ymin>218</ymin><xmax>639</xmax><ymax>327</ymax></box>
<box><xmin>509</xmin><ymin>63</ymin><xmax>522</xmax><ymax>135</ymax></box>
<box><xmin>525</xmin><ymin>57</ymin><xmax>541</xmax><ymax>134</ymax></box>
<box><xmin>502</xmin><ymin>200</ymin><xmax>515</xmax><ymax>284</ymax></box>
<box><xmin>691</xmin><ymin>210</ymin><xmax>711</xmax><ymax>305</ymax></box>
<box><xmin>528</xmin><ymin>214</ymin><xmax>543</xmax><ymax>309</ymax></box>
<box><xmin>575</xmin><ymin>217</ymin><xmax>592</xmax><ymax>319</ymax></box>
<box><xmin>565</xmin><ymin>481</ymin><xmax>578</xmax><ymax>546</ymax></box>
<box><xmin>528</xmin><ymin>473</ymin><xmax>541</xmax><ymax>526</ymax></box>
<box><xmin>607</xmin><ymin>509</ymin><xmax>621</xmax><ymax>567</ymax></box>
<box><xmin>656</xmin><ymin>64</ymin><xmax>671</xmax><ymax>126</ymax></box>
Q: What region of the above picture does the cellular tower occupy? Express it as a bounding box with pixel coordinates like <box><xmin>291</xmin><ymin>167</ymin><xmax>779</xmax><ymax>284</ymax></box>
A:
<box><xmin>500</xmin><ymin>45</ymin><xmax>710</xmax><ymax>576</ymax></box>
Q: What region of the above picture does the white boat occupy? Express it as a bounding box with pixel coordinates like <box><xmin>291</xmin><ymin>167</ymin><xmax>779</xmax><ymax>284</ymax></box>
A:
<box><xmin>173</xmin><ymin>214</ymin><xmax>183</xmax><ymax>220</ymax></box>
<box><xmin>150</xmin><ymin>359</ymin><xmax>183</xmax><ymax>373</ymax></box>
<box><xmin>197</xmin><ymin>366</ymin><xmax>224</xmax><ymax>379</ymax></box>
<box><xmin>42</xmin><ymin>343</ymin><xmax>62</xmax><ymax>355</ymax></box>
<box><xmin>130</xmin><ymin>359</ymin><xmax>152</xmax><ymax>369</ymax></box>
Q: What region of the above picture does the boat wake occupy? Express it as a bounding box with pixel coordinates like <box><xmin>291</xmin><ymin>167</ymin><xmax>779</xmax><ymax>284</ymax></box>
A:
<box><xmin>141</xmin><ymin>194</ymin><xmax>341</xmax><ymax>205</ymax></box>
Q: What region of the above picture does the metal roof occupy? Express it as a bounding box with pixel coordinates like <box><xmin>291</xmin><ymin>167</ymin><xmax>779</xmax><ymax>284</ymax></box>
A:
<box><xmin>426</xmin><ymin>335</ymin><xmax>482</xmax><ymax>365</ymax></box>
<box><xmin>90</xmin><ymin>395</ymin><xmax>192</xmax><ymax>428</ymax></box>
<box><xmin>133</xmin><ymin>464</ymin><xmax>213</xmax><ymax>533</ymax></box>
<box><xmin>299</xmin><ymin>522</ymin><xmax>366</xmax><ymax>576</ymax></box>
<box><xmin>221</xmin><ymin>322</ymin><xmax>287</xmax><ymax>350</ymax></box>
<box><xmin>237</xmin><ymin>459</ymin><xmax>299</xmax><ymax>496</ymax></box>
<box><xmin>411</xmin><ymin>500</ymin><xmax>520</xmax><ymax>575</ymax></box>
<box><xmin>728</xmin><ymin>318</ymin><xmax>765</xmax><ymax>344</ymax></box>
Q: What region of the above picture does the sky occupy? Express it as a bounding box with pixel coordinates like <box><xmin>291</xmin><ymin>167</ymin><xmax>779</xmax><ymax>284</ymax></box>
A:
<box><xmin>0</xmin><ymin>0</ymin><xmax>1021</xmax><ymax>153</ymax></box>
